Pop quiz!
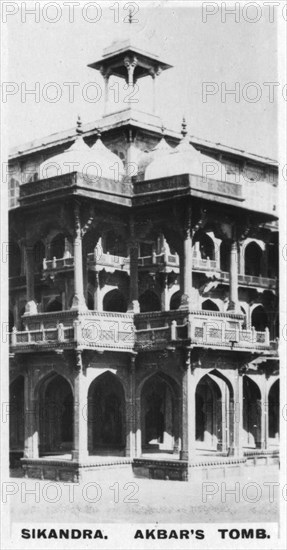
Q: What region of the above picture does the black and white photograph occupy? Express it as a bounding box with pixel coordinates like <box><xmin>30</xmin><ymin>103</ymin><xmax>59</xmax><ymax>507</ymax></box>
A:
<box><xmin>0</xmin><ymin>1</ymin><xmax>286</xmax><ymax>549</ymax></box>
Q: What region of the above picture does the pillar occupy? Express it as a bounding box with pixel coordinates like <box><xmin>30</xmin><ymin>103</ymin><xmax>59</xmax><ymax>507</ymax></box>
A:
<box><xmin>124</xmin><ymin>56</ymin><xmax>138</xmax><ymax>108</ymax></box>
<box><xmin>228</xmin><ymin>239</ymin><xmax>240</xmax><ymax>312</ymax></box>
<box><xmin>261</xmin><ymin>376</ymin><xmax>268</xmax><ymax>450</ymax></box>
<box><xmin>232</xmin><ymin>369</ymin><xmax>244</xmax><ymax>457</ymax></box>
<box><xmin>24</xmin><ymin>372</ymin><xmax>38</xmax><ymax>459</ymax></box>
<box><xmin>24</xmin><ymin>244</ymin><xmax>38</xmax><ymax>315</ymax></box>
<box><xmin>161</xmin><ymin>274</ymin><xmax>169</xmax><ymax>311</ymax></box>
<box><xmin>71</xmin><ymin>203</ymin><xmax>87</xmax><ymax>311</ymax></box>
<box><xmin>125</xmin><ymin>355</ymin><xmax>136</xmax><ymax>457</ymax></box>
<box><xmin>128</xmin><ymin>217</ymin><xmax>140</xmax><ymax>312</ymax></box>
<box><xmin>180</xmin><ymin>204</ymin><xmax>193</xmax><ymax>309</ymax></box>
<box><xmin>72</xmin><ymin>352</ymin><xmax>88</xmax><ymax>461</ymax></box>
<box><xmin>180</xmin><ymin>351</ymin><xmax>196</xmax><ymax>461</ymax></box>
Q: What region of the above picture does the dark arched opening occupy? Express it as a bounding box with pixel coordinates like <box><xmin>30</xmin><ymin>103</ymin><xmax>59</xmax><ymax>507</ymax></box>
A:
<box><xmin>88</xmin><ymin>373</ymin><xmax>125</xmax><ymax>454</ymax></box>
<box><xmin>9</xmin><ymin>242</ymin><xmax>21</xmax><ymax>277</ymax></box>
<box><xmin>251</xmin><ymin>305</ymin><xmax>268</xmax><ymax>331</ymax></box>
<box><xmin>33</xmin><ymin>240</ymin><xmax>45</xmax><ymax>272</ymax></box>
<box><xmin>39</xmin><ymin>374</ymin><xmax>73</xmax><ymax>455</ymax></box>
<box><xmin>202</xmin><ymin>299</ymin><xmax>219</xmax><ymax>311</ymax></box>
<box><xmin>103</xmin><ymin>289</ymin><xmax>127</xmax><ymax>312</ymax></box>
<box><xmin>104</xmin><ymin>230</ymin><xmax>128</xmax><ymax>257</ymax></box>
<box><xmin>197</xmin><ymin>234</ymin><xmax>215</xmax><ymax>260</ymax></box>
<box><xmin>46</xmin><ymin>298</ymin><xmax>62</xmax><ymax>312</ymax></box>
<box><xmin>220</xmin><ymin>240</ymin><xmax>231</xmax><ymax>272</ymax></box>
<box><xmin>141</xmin><ymin>374</ymin><xmax>179</xmax><ymax>453</ymax></box>
<box><xmin>170</xmin><ymin>291</ymin><xmax>182</xmax><ymax>311</ymax></box>
<box><xmin>50</xmin><ymin>234</ymin><xmax>66</xmax><ymax>259</ymax></box>
<box><xmin>245</xmin><ymin>242</ymin><xmax>262</xmax><ymax>276</ymax></box>
<box><xmin>9</xmin><ymin>376</ymin><xmax>25</xmax><ymax>452</ymax></box>
<box><xmin>243</xmin><ymin>376</ymin><xmax>261</xmax><ymax>448</ymax></box>
<box><xmin>139</xmin><ymin>290</ymin><xmax>161</xmax><ymax>313</ymax></box>
<box><xmin>268</xmin><ymin>380</ymin><xmax>279</xmax><ymax>440</ymax></box>
<box><xmin>196</xmin><ymin>375</ymin><xmax>222</xmax><ymax>450</ymax></box>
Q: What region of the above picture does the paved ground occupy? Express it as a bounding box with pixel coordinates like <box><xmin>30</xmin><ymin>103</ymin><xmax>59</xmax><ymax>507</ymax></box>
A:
<box><xmin>6</xmin><ymin>464</ymin><xmax>279</xmax><ymax>524</ymax></box>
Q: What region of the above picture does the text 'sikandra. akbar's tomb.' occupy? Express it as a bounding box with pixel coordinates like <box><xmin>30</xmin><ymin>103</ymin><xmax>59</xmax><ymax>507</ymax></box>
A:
<box><xmin>8</xmin><ymin>33</ymin><xmax>279</xmax><ymax>481</ymax></box>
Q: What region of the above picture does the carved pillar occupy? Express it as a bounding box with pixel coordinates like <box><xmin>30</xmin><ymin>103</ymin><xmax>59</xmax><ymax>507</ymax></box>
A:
<box><xmin>72</xmin><ymin>352</ymin><xmax>88</xmax><ymax>461</ymax></box>
<box><xmin>71</xmin><ymin>203</ymin><xmax>87</xmax><ymax>311</ymax></box>
<box><xmin>228</xmin><ymin>239</ymin><xmax>240</xmax><ymax>313</ymax></box>
<box><xmin>24</xmin><ymin>243</ymin><xmax>38</xmax><ymax>315</ymax></box>
<box><xmin>261</xmin><ymin>376</ymin><xmax>268</xmax><ymax>450</ymax></box>
<box><xmin>124</xmin><ymin>56</ymin><xmax>138</xmax><ymax>88</ymax></box>
<box><xmin>180</xmin><ymin>203</ymin><xmax>193</xmax><ymax>309</ymax></box>
<box><xmin>232</xmin><ymin>368</ymin><xmax>244</xmax><ymax>456</ymax></box>
<box><xmin>180</xmin><ymin>350</ymin><xmax>196</xmax><ymax>461</ymax></box>
<box><xmin>128</xmin><ymin>217</ymin><xmax>140</xmax><ymax>312</ymax></box>
<box><xmin>126</xmin><ymin>355</ymin><xmax>136</xmax><ymax>457</ymax></box>
<box><xmin>24</xmin><ymin>372</ymin><xmax>38</xmax><ymax>458</ymax></box>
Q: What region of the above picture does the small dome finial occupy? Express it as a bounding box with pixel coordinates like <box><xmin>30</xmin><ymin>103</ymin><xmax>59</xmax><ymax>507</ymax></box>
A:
<box><xmin>76</xmin><ymin>115</ymin><xmax>83</xmax><ymax>135</ymax></box>
<box><xmin>161</xmin><ymin>123</ymin><xmax>166</xmax><ymax>135</ymax></box>
<box><xmin>96</xmin><ymin>127</ymin><xmax>102</xmax><ymax>139</ymax></box>
<box><xmin>181</xmin><ymin>116</ymin><xmax>188</xmax><ymax>138</ymax></box>
<box><xmin>128</xmin><ymin>6</ymin><xmax>133</xmax><ymax>24</ymax></box>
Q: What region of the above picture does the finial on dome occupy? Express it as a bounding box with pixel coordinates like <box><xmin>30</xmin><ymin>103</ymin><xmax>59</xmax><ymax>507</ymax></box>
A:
<box><xmin>161</xmin><ymin>123</ymin><xmax>166</xmax><ymax>135</ymax></box>
<box><xmin>96</xmin><ymin>128</ymin><xmax>102</xmax><ymax>139</ymax></box>
<box><xmin>128</xmin><ymin>6</ymin><xmax>133</xmax><ymax>24</ymax></box>
<box><xmin>181</xmin><ymin>116</ymin><xmax>188</xmax><ymax>138</ymax></box>
<box><xmin>76</xmin><ymin>115</ymin><xmax>83</xmax><ymax>135</ymax></box>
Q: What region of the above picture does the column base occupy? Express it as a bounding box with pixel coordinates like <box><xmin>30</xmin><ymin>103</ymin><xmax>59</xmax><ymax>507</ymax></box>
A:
<box><xmin>70</xmin><ymin>294</ymin><xmax>88</xmax><ymax>312</ymax></box>
<box><xmin>127</xmin><ymin>300</ymin><xmax>140</xmax><ymax>313</ymax></box>
<box><xmin>71</xmin><ymin>449</ymin><xmax>89</xmax><ymax>462</ymax></box>
<box><xmin>227</xmin><ymin>301</ymin><xmax>242</xmax><ymax>314</ymax></box>
<box><xmin>24</xmin><ymin>300</ymin><xmax>38</xmax><ymax>315</ymax></box>
<box><xmin>179</xmin><ymin>450</ymin><xmax>189</xmax><ymax>461</ymax></box>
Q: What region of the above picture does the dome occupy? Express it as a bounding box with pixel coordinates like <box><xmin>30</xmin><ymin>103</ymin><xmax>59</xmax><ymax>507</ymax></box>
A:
<box><xmin>39</xmin><ymin>118</ymin><xmax>124</xmax><ymax>182</ymax></box>
<box><xmin>143</xmin><ymin>131</ymin><xmax>173</xmax><ymax>180</ymax></box>
<box><xmin>145</xmin><ymin>118</ymin><xmax>223</xmax><ymax>182</ymax></box>
<box><xmin>90</xmin><ymin>133</ymin><xmax>125</xmax><ymax>181</ymax></box>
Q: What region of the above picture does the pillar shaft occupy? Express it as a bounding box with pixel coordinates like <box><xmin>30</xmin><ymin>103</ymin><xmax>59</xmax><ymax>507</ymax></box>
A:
<box><xmin>24</xmin><ymin>373</ymin><xmax>38</xmax><ymax>459</ymax></box>
<box><xmin>71</xmin><ymin>204</ymin><xmax>87</xmax><ymax>311</ymax></box>
<box><xmin>228</xmin><ymin>240</ymin><xmax>240</xmax><ymax>312</ymax></box>
<box><xmin>180</xmin><ymin>204</ymin><xmax>193</xmax><ymax>309</ymax></box>
<box><xmin>180</xmin><ymin>353</ymin><xmax>196</xmax><ymax>461</ymax></box>
<box><xmin>72</xmin><ymin>354</ymin><xmax>88</xmax><ymax>461</ymax></box>
<box><xmin>233</xmin><ymin>370</ymin><xmax>244</xmax><ymax>456</ymax></box>
<box><xmin>126</xmin><ymin>356</ymin><xmax>136</xmax><ymax>457</ymax></box>
<box><xmin>128</xmin><ymin>217</ymin><xmax>139</xmax><ymax>312</ymax></box>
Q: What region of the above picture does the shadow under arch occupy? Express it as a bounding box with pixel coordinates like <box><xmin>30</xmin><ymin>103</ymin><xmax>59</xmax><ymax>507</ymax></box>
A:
<box><xmin>243</xmin><ymin>375</ymin><xmax>261</xmax><ymax>449</ymax></box>
<box><xmin>10</xmin><ymin>375</ymin><xmax>25</xmax><ymax>453</ymax></box>
<box><xmin>268</xmin><ymin>379</ymin><xmax>279</xmax><ymax>441</ymax></box>
<box><xmin>140</xmin><ymin>372</ymin><xmax>180</xmax><ymax>455</ymax></box>
<box><xmin>37</xmin><ymin>372</ymin><xmax>74</xmax><ymax>456</ymax></box>
<box><xmin>195</xmin><ymin>373</ymin><xmax>222</xmax><ymax>451</ymax></box>
<box><xmin>88</xmin><ymin>371</ymin><xmax>126</xmax><ymax>455</ymax></box>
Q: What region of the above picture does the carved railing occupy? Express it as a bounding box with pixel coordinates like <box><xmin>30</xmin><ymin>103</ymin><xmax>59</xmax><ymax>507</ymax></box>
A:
<box><xmin>87</xmin><ymin>251</ymin><xmax>130</xmax><ymax>272</ymax></box>
<box><xmin>43</xmin><ymin>256</ymin><xmax>74</xmax><ymax>271</ymax></box>
<box><xmin>221</xmin><ymin>271</ymin><xmax>277</xmax><ymax>289</ymax></box>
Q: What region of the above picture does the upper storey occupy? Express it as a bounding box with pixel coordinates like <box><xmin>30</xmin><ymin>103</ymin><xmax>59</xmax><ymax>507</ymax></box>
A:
<box><xmin>8</xmin><ymin>32</ymin><xmax>278</xmax><ymax>220</ymax></box>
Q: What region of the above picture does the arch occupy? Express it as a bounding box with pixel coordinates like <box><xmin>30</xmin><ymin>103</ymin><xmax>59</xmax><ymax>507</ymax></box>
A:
<box><xmin>196</xmin><ymin>233</ymin><xmax>215</xmax><ymax>261</ymax></box>
<box><xmin>50</xmin><ymin>233</ymin><xmax>66</xmax><ymax>259</ymax></box>
<box><xmin>88</xmin><ymin>372</ymin><xmax>125</xmax><ymax>454</ymax></box>
<box><xmin>39</xmin><ymin>374</ymin><xmax>73</xmax><ymax>455</ymax></box>
<box><xmin>9</xmin><ymin>376</ymin><xmax>25</xmax><ymax>451</ymax></box>
<box><xmin>46</xmin><ymin>297</ymin><xmax>62</xmax><ymax>312</ymax></box>
<box><xmin>243</xmin><ymin>376</ymin><xmax>261</xmax><ymax>448</ymax></box>
<box><xmin>268</xmin><ymin>380</ymin><xmax>279</xmax><ymax>440</ymax></box>
<box><xmin>196</xmin><ymin>374</ymin><xmax>222</xmax><ymax>450</ymax></box>
<box><xmin>220</xmin><ymin>240</ymin><xmax>231</xmax><ymax>272</ymax></box>
<box><xmin>245</xmin><ymin>242</ymin><xmax>262</xmax><ymax>276</ymax></box>
<box><xmin>104</xmin><ymin>229</ymin><xmax>128</xmax><ymax>257</ymax></box>
<box><xmin>251</xmin><ymin>305</ymin><xmax>268</xmax><ymax>331</ymax></box>
<box><xmin>33</xmin><ymin>240</ymin><xmax>45</xmax><ymax>272</ymax></box>
<box><xmin>139</xmin><ymin>289</ymin><xmax>161</xmax><ymax>313</ymax></box>
<box><xmin>202</xmin><ymin>299</ymin><xmax>219</xmax><ymax>312</ymax></box>
<box><xmin>140</xmin><ymin>372</ymin><xmax>180</xmax><ymax>453</ymax></box>
<box><xmin>87</xmin><ymin>290</ymin><xmax>94</xmax><ymax>311</ymax></box>
<box><xmin>9</xmin><ymin>241</ymin><xmax>21</xmax><ymax>277</ymax></box>
<box><xmin>267</xmin><ymin>240</ymin><xmax>278</xmax><ymax>278</ymax></box>
<box><xmin>103</xmin><ymin>289</ymin><xmax>127</xmax><ymax>313</ymax></box>
<box><xmin>170</xmin><ymin>291</ymin><xmax>182</xmax><ymax>311</ymax></box>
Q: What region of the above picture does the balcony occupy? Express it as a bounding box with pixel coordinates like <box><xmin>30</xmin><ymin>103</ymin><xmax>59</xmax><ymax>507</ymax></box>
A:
<box><xmin>135</xmin><ymin>310</ymin><xmax>273</xmax><ymax>352</ymax></box>
<box><xmin>10</xmin><ymin>311</ymin><xmax>135</xmax><ymax>352</ymax></box>
<box><xmin>220</xmin><ymin>271</ymin><xmax>277</xmax><ymax>290</ymax></box>
<box><xmin>138</xmin><ymin>251</ymin><xmax>218</xmax><ymax>273</ymax></box>
<box><xmin>87</xmin><ymin>251</ymin><xmax>130</xmax><ymax>273</ymax></box>
<box><xmin>10</xmin><ymin>309</ymin><xmax>275</xmax><ymax>354</ymax></box>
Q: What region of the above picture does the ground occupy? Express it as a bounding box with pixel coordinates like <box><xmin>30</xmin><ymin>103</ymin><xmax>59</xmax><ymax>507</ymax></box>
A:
<box><xmin>6</xmin><ymin>464</ymin><xmax>279</xmax><ymax>524</ymax></box>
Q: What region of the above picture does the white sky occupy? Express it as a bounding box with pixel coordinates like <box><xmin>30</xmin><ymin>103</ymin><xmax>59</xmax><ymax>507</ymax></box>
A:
<box><xmin>5</xmin><ymin>1</ymin><xmax>279</xmax><ymax>158</ymax></box>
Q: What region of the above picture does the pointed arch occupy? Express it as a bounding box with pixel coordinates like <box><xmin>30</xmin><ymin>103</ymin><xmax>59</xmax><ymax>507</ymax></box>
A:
<box><xmin>196</xmin><ymin>374</ymin><xmax>222</xmax><ymax>450</ymax></box>
<box><xmin>251</xmin><ymin>305</ymin><xmax>268</xmax><ymax>331</ymax></box>
<box><xmin>245</xmin><ymin>242</ymin><xmax>262</xmax><ymax>276</ymax></box>
<box><xmin>88</xmin><ymin>372</ymin><xmax>126</xmax><ymax>453</ymax></box>
<box><xmin>202</xmin><ymin>299</ymin><xmax>219</xmax><ymax>311</ymax></box>
<box><xmin>243</xmin><ymin>375</ymin><xmax>261</xmax><ymax>448</ymax></box>
<box><xmin>139</xmin><ymin>289</ymin><xmax>161</xmax><ymax>313</ymax></box>
<box><xmin>9</xmin><ymin>375</ymin><xmax>25</xmax><ymax>451</ymax></box>
<box><xmin>103</xmin><ymin>289</ymin><xmax>127</xmax><ymax>312</ymax></box>
<box><xmin>268</xmin><ymin>379</ymin><xmax>279</xmax><ymax>440</ymax></box>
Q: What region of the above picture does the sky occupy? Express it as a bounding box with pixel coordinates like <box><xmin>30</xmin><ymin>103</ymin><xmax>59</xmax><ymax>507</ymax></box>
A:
<box><xmin>5</xmin><ymin>1</ymin><xmax>279</xmax><ymax>159</ymax></box>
